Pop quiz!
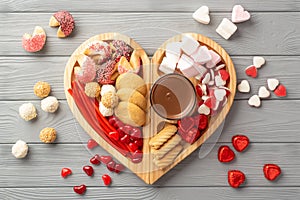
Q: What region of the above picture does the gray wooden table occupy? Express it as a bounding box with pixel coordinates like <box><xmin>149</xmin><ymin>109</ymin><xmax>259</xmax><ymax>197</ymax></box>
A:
<box><xmin>0</xmin><ymin>0</ymin><xmax>300</xmax><ymax>199</ymax></box>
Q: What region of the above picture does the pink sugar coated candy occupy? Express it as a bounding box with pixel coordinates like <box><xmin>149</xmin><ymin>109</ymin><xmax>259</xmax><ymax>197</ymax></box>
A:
<box><xmin>75</xmin><ymin>56</ymin><xmax>96</xmax><ymax>83</ymax></box>
<box><xmin>22</xmin><ymin>26</ymin><xmax>46</xmax><ymax>53</ymax></box>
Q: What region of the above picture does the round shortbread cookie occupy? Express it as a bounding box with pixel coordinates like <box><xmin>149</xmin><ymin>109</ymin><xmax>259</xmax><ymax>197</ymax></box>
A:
<box><xmin>117</xmin><ymin>88</ymin><xmax>147</xmax><ymax>111</ymax></box>
<box><xmin>114</xmin><ymin>102</ymin><xmax>146</xmax><ymax>127</ymax></box>
<box><xmin>115</xmin><ymin>73</ymin><xmax>147</xmax><ymax>96</ymax></box>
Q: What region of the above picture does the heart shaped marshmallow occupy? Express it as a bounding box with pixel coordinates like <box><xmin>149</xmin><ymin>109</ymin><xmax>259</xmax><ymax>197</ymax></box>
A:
<box><xmin>198</xmin><ymin>104</ymin><xmax>210</xmax><ymax>115</ymax></box>
<box><xmin>274</xmin><ymin>84</ymin><xmax>287</xmax><ymax>97</ymax></box>
<box><xmin>214</xmin><ymin>89</ymin><xmax>226</xmax><ymax>101</ymax></box>
<box><xmin>192</xmin><ymin>6</ymin><xmax>210</xmax><ymax>25</ymax></box>
<box><xmin>245</xmin><ymin>65</ymin><xmax>257</xmax><ymax>78</ymax></box>
<box><xmin>258</xmin><ymin>86</ymin><xmax>270</xmax><ymax>98</ymax></box>
<box><xmin>267</xmin><ymin>78</ymin><xmax>279</xmax><ymax>91</ymax></box>
<box><xmin>231</xmin><ymin>5</ymin><xmax>251</xmax><ymax>23</ymax></box>
<box><xmin>253</xmin><ymin>56</ymin><xmax>265</xmax><ymax>68</ymax></box>
<box><xmin>237</xmin><ymin>80</ymin><xmax>250</xmax><ymax>93</ymax></box>
<box><xmin>248</xmin><ymin>95</ymin><xmax>261</xmax><ymax>107</ymax></box>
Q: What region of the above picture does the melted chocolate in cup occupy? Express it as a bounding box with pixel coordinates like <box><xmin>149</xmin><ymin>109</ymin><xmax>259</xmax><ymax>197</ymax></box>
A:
<box><xmin>150</xmin><ymin>73</ymin><xmax>197</xmax><ymax>120</ymax></box>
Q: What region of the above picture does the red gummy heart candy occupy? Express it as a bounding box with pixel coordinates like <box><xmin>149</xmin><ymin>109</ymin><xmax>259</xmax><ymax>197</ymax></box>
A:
<box><xmin>102</xmin><ymin>174</ymin><xmax>112</xmax><ymax>186</ymax></box>
<box><xmin>245</xmin><ymin>65</ymin><xmax>257</xmax><ymax>78</ymax></box>
<box><xmin>232</xmin><ymin>135</ymin><xmax>250</xmax><ymax>152</ymax></box>
<box><xmin>100</xmin><ymin>155</ymin><xmax>112</xmax><ymax>164</ymax></box>
<box><xmin>61</xmin><ymin>167</ymin><xmax>72</xmax><ymax>178</ymax></box>
<box><xmin>83</xmin><ymin>165</ymin><xmax>94</xmax><ymax>176</ymax></box>
<box><xmin>218</xmin><ymin>145</ymin><xmax>235</xmax><ymax>163</ymax></box>
<box><xmin>178</xmin><ymin>117</ymin><xmax>194</xmax><ymax>133</ymax></box>
<box><xmin>73</xmin><ymin>184</ymin><xmax>86</xmax><ymax>195</ymax></box>
<box><xmin>274</xmin><ymin>84</ymin><xmax>286</xmax><ymax>97</ymax></box>
<box><xmin>228</xmin><ymin>170</ymin><xmax>246</xmax><ymax>188</ymax></box>
<box><xmin>219</xmin><ymin>69</ymin><xmax>230</xmax><ymax>81</ymax></box>
<box><xmin>197</xmin><ymin>114</ymin><xmax>208</xmax><ymax>130</ymax></box>
<box><xmin>263</xmin><ymin>164</ymin><xmax>281</xmax><ymax>181</ymax></box>
<box><xmin>115</xmin><ymin>163</ymin><xmax>125</xmax><ymax>173</ymax></box>
<box><xmin>129</xmin><ymin>142</ymin><xmax>138</xmax><ymax>152</ymax></box>
<box><xmin>90</xmin><ymin>154</ymin><xmax>101</xmax><ymax>165</ymax></box>
<box><xmin>204</xmin><ymin>97</ymin><xmax>217</xmax><ymax>109</ymax></box>
<box><xmin>109</xmin><ymin>131</ymin><xmax>120</xmax><ymax>141</ymax></box>
<box><xmin>87</xmin><ymin>139</ymin><xmax>98</xmax><ymax>149</ymax></box>
<box><xmin>107</xmin><ymin>160</ymin><xmax>116</xmax><ymax>172</ymax></box>
<box><xmin>196</xmin><ymin>84</ymin><xmax>203</xmax><ymax>97</ymax></box>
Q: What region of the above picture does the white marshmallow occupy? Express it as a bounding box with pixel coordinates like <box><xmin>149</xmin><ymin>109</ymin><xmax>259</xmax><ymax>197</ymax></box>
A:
<box><xmin>181</xmin><ymin>36</ymin><xmax>200</xmax><ymax>55</ymax></box>
<box><xmin>177</xmin><ymin>54</ymin><xmax>199</xmax><ymax>78</ymax></box>
<box><xmin>216</xmin><ymin>18</ymin><xmax>237</xmax><ymax>40</ymax></box>
<box><xmin>192</xmin><ymin>6</ymin><xmax>210</xmax><ymax>25</ymax></box>
<box><xmin>191</xmin><ymin>46</ymin><xmax>212</xmax><ymax>64</ymax></box>
<box><xmin>159</xmin><ymin>56</ymin><xmax>177</xmax><ymax>74</ymax></box>
<box><xmin>165</xmin><ymin>42</ymin><xmax>182</xmax><ymax>64</ymax></box>
<box><xmin>194</xmin><ymin>63</ymin><xmax>207</xmax><ymax>78</ymax></box>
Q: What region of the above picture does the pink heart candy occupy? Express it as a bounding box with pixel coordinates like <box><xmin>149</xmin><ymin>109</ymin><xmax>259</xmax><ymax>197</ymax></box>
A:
<box><xmin>232</xmin><ymin>5</ymin><xmax>251</xmax><ymax>23</ymax></box>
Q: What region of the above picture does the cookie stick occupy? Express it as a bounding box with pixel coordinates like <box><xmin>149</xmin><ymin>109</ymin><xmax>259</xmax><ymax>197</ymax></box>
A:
<box><xmin>152</xmin><ymin>134</ymin><xmax>182</xmax><ymax>159</ymax></box>
<box><xmin>153</xmin><ymin>145</ymin><xmax>183</xmax><ymax>169</ymax></box>
<box><xmin>149</xmin><ymin>124</ymin><xmax>178</xmax><ymax>150</ymax></box>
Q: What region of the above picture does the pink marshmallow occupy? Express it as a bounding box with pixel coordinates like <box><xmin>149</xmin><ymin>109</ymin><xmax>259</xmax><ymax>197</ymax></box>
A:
<box><xmin>191</xmin><ymin>46</ymin><xmax>212</xmax><ymax>64</ymax></box>
<box><xmin>181</xmin><ymin>36</ymin><xmax>200</xmax><ymax>55</ymax></box>
<box><xmin>177</xmin><ymin>54</ymin><xmax>199</xmax><ymax>78</ymax></box>
<box><xmin>206</xmin><ymin>50</ymin><xmax>221</xmax><ymax>68</ymax></box>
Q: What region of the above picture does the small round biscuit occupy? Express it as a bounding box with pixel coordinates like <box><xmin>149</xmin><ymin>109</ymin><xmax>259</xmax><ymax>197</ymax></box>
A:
<box><xmin>117</xmin><ymin>88</ymin><xmax>147</xmax><ymax>111</ymax></box>
<box><xmin>114</xmin><ymin>102</ymin><xmax>146</xmax><ymax>127</ymax></box>
<box><xmin>115</xmin><ymin>73</ymin><xmax>147</xmax><ymax>96</ymax></box>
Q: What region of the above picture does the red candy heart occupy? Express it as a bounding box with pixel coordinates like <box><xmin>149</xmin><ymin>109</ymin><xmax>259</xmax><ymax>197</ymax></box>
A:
<box><xmin>263</xmin><ymin>164</ymin><xmax>281</xmax><ymax>181</ymax></box>
<box><xmin>274</xmin><ymin>84</ymin><xmax>286</xmax><ymax>97</ymax></box>
<box><xmin>129</xmin><ymin>142</ymin><xmax>138</xmax><ymax>152</ymax></box>
<box><xmin>100</xmin><ymin>155</ymin><xmax>112</xmax><ymax>164</ymax></box>
<box><xmin>196</xmin><ymin>84</ymin><xmax>203</xmax><ymax>97</ymax></box>
<box><xmin>87</xmin><ymin>139</ymin><xmax>98</xmax><ymax>149</ymax></box>
<box><xmin>90</xmin><ymin>154</ymin><xmax>101</xmax><ymax>165</ymax></box>
<box><xmin>245</xmin><ymin>65</ymin><xmax>257</xmax><ymax>78</ymax></box>
<box><xmin>232</xmin><ymin>135</ymin><xmax>250</xmax><ymax>152</ymax></box>
<box><xmin>228</xmin><ymin>170</ymin><xmax>246</xmax><ymax>188</ymax></box>
<box><xmin>219</xmin><ymin>69</ymin><xmax>230</xmax><ymax>81</ymax></box>
<box><xmin>61</xmin><ymin>167</ymin><xmax>72</xmax><ymax>178</ymax></box>
<box><xmin>107</xmin><ymin>160</ymin><xmax>116</xmax><ymax>172</ymax></box>
<box><xmin>115</xmin><ymin>163</ymin><xmax>125</xmax><ymax>174</ymax></box>
<box><xmin>218</xmin><ymin>145</ymin><xmax>235</xmax><ymax>163</ymax></box>
<box><xmin>195</xmin><ymin>114</ymin><xmax>208</xmax><ymax>130</ymax></box>
<box><xmin>109</xmin><ymin>131</ymin><xmax>120</xmax><ymax>141</ymax></box>
<box><xmin>178</xmin><ymin>117</ymin><xmax>194</xmax><ymax>133</ymax></box>
<box><xmin>83</xmin><ymin>165</ymin><xmax>94</xmax><ymax>176</ymax></box>
<box><xmin>102</xmin><ymin>174</ymin><xmax>112</xmax><ymax>186</ymax></box>
<box><xmin>73</xmin><ymin>184</ymin><xmax>86</xmax><ymax>195</ymax></box>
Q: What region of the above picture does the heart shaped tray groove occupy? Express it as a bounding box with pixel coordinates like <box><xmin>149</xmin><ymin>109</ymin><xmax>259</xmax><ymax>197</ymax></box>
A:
<box><xmin>64</xmin><ymin>32</ymin><xmax>236</xmax><ymax>184</ymax></box>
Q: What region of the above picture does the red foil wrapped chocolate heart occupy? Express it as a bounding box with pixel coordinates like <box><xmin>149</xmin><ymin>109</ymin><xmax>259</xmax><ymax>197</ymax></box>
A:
<box><xmin>218</xmin><ymin>145</ymin><xmax>235</xmax><ymax>163</ymax></box>
<box><xmin>232</xmin><ymin>135</ymin><xmax>249</xmax><ymax>152</ymax></box>
<box><xmin>263</xmin><ymin>164</ymin><xmax>281</xmax><ymax>181</ymax></box>
<box><xmin>228</xmin><ymin>170</ymin><xmax>246</xmax><ymax>188</ymax></box>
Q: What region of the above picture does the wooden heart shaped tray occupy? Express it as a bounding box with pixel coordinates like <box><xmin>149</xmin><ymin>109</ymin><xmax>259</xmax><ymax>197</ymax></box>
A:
<box><xmin>64</xmin><ymin>32</ymin><xmax>236</xmax><ymax>184</ymax></box>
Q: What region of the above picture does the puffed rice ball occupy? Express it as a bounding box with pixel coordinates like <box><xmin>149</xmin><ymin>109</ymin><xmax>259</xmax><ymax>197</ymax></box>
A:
<box><xmin>19</xmin><ymin>103</ymin><xmax>37</xmax><ymax>121</ymax></box>
<box><xmin>100</xmin><ymin>84</ymin><xmax>116</xmax><ymax>96</ymax></box>
<box><xmin>99</xmin><ymin>102</ymin><xmax>114</xmax><ymax>117</ymax></box>
<box><xmin>85</xmin><ymin>82</ymin><xmax>101</xmax><ymax>98</ymax></box>
<box><xmin>41</xmin><ymin>96</ymin><xmax>59</xmax><ymax>113</ymax></box>
<box><xmin>39</xmin><ymin>127</ymin><xmax>57</xmax><ymax>143</ymax></box>
<box><xmin>101</xmin><ymin>92</ymin><xmax>119</xmax><ymax>108</ymax></box>
<box><xmin>33</xmin><ymin>81</ymin><xmax>51</xmax><ymax>98</ymax></box>
<box><xmin>12</xmin><ymin>140</ymin><xmax>29</xmax><ymax>158</ymax></box>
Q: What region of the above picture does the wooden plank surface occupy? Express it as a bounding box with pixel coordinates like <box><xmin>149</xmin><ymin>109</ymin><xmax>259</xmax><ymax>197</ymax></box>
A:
<box><xmin>0</xmin><ymin>0</ymin><xmax>299</xmax><ymax>198</ymax></box>
<box><xmin>0</xmin><ymin>143</ymin><xmax>299</xmax><ymax>187</ymax></box>
<box><xmin>0</xmin><ymin>56</ymin><xmax>299</xmax><ymax>100</ymax></box>
<box><xmin>1</xmin><ymin>0</ymin><xmax>300</xmax><ymax>12</ymax></box>
<box><xmin>0</xmin><ymin>13</ymin><xmax>299</xmax><ymax>56</ymax></box>
<box><xmin>1</xmin><ymin>187</ymin><xmax>300</xmax><ymax>200</ymax></box>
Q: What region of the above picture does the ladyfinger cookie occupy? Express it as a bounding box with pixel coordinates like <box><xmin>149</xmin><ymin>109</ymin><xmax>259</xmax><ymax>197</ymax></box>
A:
<box><xmin>151</xmin><ymin>134</ymin><xmax>182</xmax><ymax>160</ymax></box>
<box><xmin>149</xmin><ymin>124</ymin><xmax>178</xmax><ymax>150</ymax></box>
<box><xmin>153</xmin><ymin>144</ymin><xmax>183</xmax><ymax>169</ymax></box>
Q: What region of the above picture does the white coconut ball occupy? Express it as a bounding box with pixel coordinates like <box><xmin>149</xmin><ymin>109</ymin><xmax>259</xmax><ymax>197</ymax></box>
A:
<box><xmin>100</xmin><ymin>84</ymin><xmax>116</xmax><ymax>96</ymax></box>
<box><xmin>41</xmin><ymin>96</ymin><xmax>59</xmax><ymax>113</ymax></box>
<box><xmin>19</xmin><ymin>103</ymin><xmax>37</xmax><ymax>121</ymax></box>
<box><xmin>12</xmin><ymin>140</ymin><xmax>29</xmax><ymax>159</ymax></box>
<box><xmin>99</xmin><ymin>102</ymin><xmax>114</xmax><ymax>117</ymax></box>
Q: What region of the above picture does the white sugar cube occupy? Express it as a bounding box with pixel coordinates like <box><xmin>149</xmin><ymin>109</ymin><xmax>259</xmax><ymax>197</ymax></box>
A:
<box><xmin>216</xmin><ymin>18</ymin><xmax>237</xmax><ymax>40</ymax></box>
